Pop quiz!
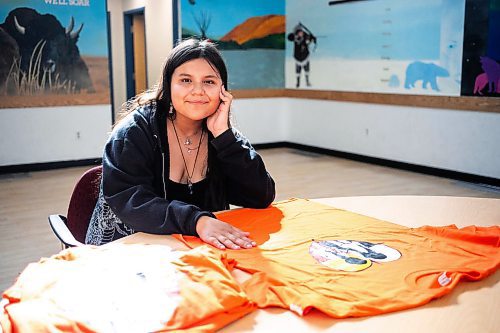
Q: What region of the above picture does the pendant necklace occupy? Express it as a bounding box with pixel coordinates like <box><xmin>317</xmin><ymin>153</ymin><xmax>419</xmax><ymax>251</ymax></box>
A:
<box><xmin>171</xmin><ymin>120</ymin><xmax>204</xmax><ymax>195</ymax></box>
<box><xmin>186</xmin><ymin>141</ymin><xmax>202</xmax><ymax>154</ymax></box>
<box><xmin>184</xmin><ymin>131</ymin><xmax>202</xmax><ymax>153</ymax></box>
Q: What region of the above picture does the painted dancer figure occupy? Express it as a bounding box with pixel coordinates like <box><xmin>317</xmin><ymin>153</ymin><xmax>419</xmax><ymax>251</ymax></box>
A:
<box><xmin>287</xmin><ymin>22</ymin><xmax>317</xmax><ymax>88</ymax></box>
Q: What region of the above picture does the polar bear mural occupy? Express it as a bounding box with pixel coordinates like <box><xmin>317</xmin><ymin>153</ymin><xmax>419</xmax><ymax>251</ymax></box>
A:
<box><xmin>404</xmin><ymin>61</ymin><xmax>449</xmax><ymax>91</ymax></box>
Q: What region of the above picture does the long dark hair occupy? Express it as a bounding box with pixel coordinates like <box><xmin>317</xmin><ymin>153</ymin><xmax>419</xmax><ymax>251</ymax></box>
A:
<box><xmin>119</xmin><ymin>38</ymin><xmax>231</xmax><ymax>211</ymax></box>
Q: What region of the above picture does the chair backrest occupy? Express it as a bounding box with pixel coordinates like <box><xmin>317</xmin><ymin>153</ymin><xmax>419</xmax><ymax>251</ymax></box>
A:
<box><xmin>66</xmin><ymin>165</ymin><xmax>102</xmax><ymax>243</ymax></box>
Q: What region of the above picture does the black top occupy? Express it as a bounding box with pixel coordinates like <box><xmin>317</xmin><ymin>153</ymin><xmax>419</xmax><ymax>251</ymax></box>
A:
<box><xmin>88</xmin><ymin>102</ymin><xmax>275</xmax><ymax>243</ymax></box>
<box><xmin>166</xmin><ymin>178</ymin><xmax>208</xmax><ymax>210</ymax></box>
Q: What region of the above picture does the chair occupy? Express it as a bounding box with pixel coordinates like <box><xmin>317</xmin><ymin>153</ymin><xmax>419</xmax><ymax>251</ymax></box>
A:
<box><xmin>48</xmin><ymin>165</ymin><xmax>102</xmax><ymax>248</ymax></box>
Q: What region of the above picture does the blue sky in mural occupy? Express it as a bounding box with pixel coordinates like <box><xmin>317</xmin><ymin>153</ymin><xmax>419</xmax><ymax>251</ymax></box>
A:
<box><xmin>181</xmin><ymin>0</ymin><xmax>285</xmax><ymax>39</ymax></box>
<box><xmin>0</xmin><ymin>0</ymin><xmax>108</xmax><ymax>56</ymax></box>
<box><xmin>287</xmin><ymin>0</ymin><xmax>448</xmax><ymax>60</ymax></box>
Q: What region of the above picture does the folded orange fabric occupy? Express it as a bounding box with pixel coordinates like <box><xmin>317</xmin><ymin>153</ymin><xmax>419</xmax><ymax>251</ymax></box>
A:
<box><xmin>1</xmin><ymin>244</ymin><xmax>254</xmax><ymax>332</ymax></box>
<box><xmin>177</xmin><ymin>198</ymin><xmax>500</xmax><ymax>318</ymax></box>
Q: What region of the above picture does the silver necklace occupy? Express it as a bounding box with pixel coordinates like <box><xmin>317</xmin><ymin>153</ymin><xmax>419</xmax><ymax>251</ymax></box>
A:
<box><xmin>171</xmin><ymin>120</ymin><xmax>204</xmax><ymax>195</ymax></box>
<box><xmin>185</xmin><ymin>140</ymin><xmax>202</xmax><ymax>154</ymax></box>
<box><xmin>183</xmin><ymin>130</ymin><xmax>200</xmax><ymax>146</ymax></box>
<box><xmin>183</xmin><ymin>132</ymin><xmax>202</xmax><ymax>153</ymax></box>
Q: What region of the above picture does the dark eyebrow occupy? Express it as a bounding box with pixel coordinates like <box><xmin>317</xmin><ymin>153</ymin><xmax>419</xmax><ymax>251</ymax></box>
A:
<box><xmin>205</xmin><ymin>74</ymin><xmax>220</xmax><ymax>79</ymax></box>
<box><xmin>177</xmin><ymin>73</ymin><xmax>220</xmax><ymax>79</ymax></box>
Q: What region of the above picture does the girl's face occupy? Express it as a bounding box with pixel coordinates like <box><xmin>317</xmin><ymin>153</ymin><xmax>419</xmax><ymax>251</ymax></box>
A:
<box><xmin>170</xmin><ymin>58</ymin><xmax>222</xmax><ymax>122</ymax></box>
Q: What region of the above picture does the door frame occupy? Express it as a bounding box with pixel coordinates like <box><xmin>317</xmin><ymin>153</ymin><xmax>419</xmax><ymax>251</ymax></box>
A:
<box><xmin>123</xmin><ymin>7</ymin><xmax>147</xmax><ymax>100</ymax></box>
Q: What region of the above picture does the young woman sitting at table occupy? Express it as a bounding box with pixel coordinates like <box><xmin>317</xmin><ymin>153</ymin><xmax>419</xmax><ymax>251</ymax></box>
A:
<box><xmin>85</xmin><ymin>38</ymin><xmax>275</xmax><ymax>250</ymax></box>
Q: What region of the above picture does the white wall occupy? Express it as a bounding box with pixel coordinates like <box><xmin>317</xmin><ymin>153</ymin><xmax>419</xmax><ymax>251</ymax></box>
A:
<box><xmin>232</xmin><ymin>98</ymin><xmax>289</xmax><ymax>143</ymax></box>
<box><xmin>0</xmin><ymin>105</ymin><xmax>111</xmax><ymax>165</ymax></box>
<box><xmin>108</xmin><ymin>0</ymin><xmax>126</xmax><ymax>114</ymax></box>
<box><xmin>234</xmin><ymin>98</ymin><xmax>500</xmax><ymax>179</ymax></box>
<box><xmin>144</xmin><ymin>0</ymin><xmax>173</xmax><ymax>86</ymax></box>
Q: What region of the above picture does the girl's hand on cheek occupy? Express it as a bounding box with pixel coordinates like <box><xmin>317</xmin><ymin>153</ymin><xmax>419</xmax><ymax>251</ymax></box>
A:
<box><xmin>207</xmin><ymin>85</ymin><xmax>232</xmax><ymax>137</ymax></box>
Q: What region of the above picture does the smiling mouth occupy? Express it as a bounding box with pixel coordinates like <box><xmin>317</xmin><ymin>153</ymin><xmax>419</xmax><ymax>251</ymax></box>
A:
<box><xmin>187</xmin><ymin>101</ymin><xmax>208</xmax><ymax>104</ymax></box>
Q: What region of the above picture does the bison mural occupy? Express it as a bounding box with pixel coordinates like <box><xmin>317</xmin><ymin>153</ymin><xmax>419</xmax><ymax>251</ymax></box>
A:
<box><xmin>0</xmin><ymin>27</ymin><xmax>20</xmax><ymax>92</ymax></box>
<box><xmin>0</xmin><ymin>7</ymin><xmax>93</xmax><ymax>93</ymax></box>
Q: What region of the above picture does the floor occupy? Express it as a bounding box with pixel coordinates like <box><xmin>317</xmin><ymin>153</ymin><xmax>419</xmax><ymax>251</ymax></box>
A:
<box><xmin>1</xmin><ymin>147</ymin><xmax>499</xmax><ymax>292</ymax></box>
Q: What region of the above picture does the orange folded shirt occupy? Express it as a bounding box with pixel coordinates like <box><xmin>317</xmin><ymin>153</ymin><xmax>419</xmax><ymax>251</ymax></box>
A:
<box><xmin>1</xmin><ymin>244</ymin><xmax>255</xmax><ymax>332</ymax></box>
<box><xmin>177</xmin><ymin>198</ymin><xmax>500</xmax><ymax>318</ymax></box>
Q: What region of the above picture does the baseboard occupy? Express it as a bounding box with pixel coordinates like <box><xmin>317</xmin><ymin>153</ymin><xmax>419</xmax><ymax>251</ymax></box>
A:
<box><xmin>254</xmin><ymin>142</ymin><xmax>500</xmax><ymax>188</ymax></box>
<box><xmin>0</xmin><ymin>158</ymin><xmax>102</xmax><ymax>174</ymax></box>
<box><xmin>2</xmin><ymin>145</ymin><xmax>499</xmax><ymax>188</ymax></box>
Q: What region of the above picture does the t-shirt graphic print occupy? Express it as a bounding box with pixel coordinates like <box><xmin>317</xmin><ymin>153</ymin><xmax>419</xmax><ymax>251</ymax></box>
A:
<box><xmin>309</xmin><ymin>239</ymin><xmax>401</xmax><ymax>272</ymax></box>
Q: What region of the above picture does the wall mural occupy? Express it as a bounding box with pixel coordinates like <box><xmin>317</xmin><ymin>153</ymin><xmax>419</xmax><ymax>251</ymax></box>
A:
<box><xmin>180</xmin><ymin>0</ymin><xmax>285</xmax><ymax>89</ymax></box>
<box><xmin>0</xmin><ymin>0</ymin><xmax>110</xmax><ymax>108</ymax></box>
<box><xmin>286</xmin><ymin>0</ymin><xmax>466</xmax><ymax>96</ymax></box>
<box><xmin>179</xmin><ymin>0</ymin><xmax>499</xmax><ymax>98</ymax></box>
<box><xmin>462</xmin><ymin>0</ymin><xmax>500</xmax><ymax>97</ymax></box>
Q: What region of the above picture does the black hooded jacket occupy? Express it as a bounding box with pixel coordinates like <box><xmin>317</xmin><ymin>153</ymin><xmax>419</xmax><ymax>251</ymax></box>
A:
<box><xmin>101</xmin><ymin>102</ymin><xmax>276</xmax><ymax>237</ymax></box>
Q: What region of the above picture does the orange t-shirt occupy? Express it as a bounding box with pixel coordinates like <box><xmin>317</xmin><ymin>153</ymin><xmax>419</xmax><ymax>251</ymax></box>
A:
<box><xmin>177</xmin><ymin>198</ymin><xmax>500</xmax><ymax>318</ymax></box>
<box><xmin>1</xmin><ymin>244</ymin><xmax>255</xmax><ymax>332</ymax></box>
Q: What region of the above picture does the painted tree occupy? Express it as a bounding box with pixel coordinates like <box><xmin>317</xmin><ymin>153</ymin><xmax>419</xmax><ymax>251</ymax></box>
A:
<box><xmin>193</xmin><ymin>10</ymin><xmax>211</xmax><ymax>39</ymax></box>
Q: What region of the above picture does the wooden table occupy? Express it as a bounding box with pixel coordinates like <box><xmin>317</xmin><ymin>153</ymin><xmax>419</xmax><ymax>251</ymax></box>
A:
<box><xmin>115</xmin><ymin>196</ymin><xmax>500</xmax><ymax>333</ymax></box>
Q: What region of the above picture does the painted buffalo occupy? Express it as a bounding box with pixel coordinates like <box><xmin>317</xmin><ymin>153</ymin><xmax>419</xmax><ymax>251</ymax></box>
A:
<box><xmin>0</xmin><ymin>27</ymin><xmax>20</xmax><ymax>92</ymax></box>
<box><xmin>0</xmin><ymin>7</ymin><xmax>93</xmax><ymax>92</ymax></box>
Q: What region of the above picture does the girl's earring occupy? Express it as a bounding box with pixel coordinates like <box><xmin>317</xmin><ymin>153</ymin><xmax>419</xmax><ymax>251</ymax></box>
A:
<box><xmin>169</xmin><ymin>103</ymin><xmax>174</xmax><ymax>116</ymax></box>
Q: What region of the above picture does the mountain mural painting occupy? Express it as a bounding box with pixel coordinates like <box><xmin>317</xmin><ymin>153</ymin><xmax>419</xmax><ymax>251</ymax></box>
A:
<box><xmin>182</xmin><ymin>14</ymin><xmax>285</xmax><ymax>50</ymax></box>
<box><xmin>217</xmin><ymin>15</ymin><xmax>285</xmax><ymax>50</ymax></box>
<box><xmin>181</xmin><ymin>0</ymin><xmax>286</xmax><ymax>89</ymax></box>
